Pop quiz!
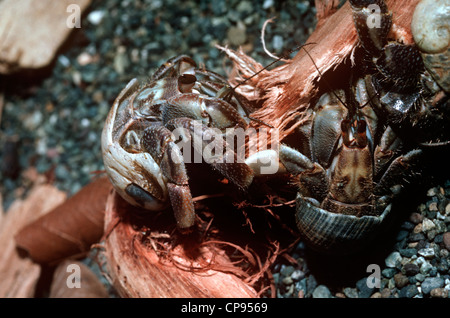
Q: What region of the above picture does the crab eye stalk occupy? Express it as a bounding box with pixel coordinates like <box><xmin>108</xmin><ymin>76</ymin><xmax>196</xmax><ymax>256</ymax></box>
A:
<box><xmin>355</xmin><ymin>119</ymin><xmax>368</xmax><ymax>148</ymax></box>
<box><xmin>178</xmin><ymin>74</ymin><xmax>197</xmax><ymax>93</ymax></box>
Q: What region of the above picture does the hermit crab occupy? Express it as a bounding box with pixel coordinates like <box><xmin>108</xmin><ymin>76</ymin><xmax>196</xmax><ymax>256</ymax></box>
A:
<box><xmin>289</xmin><ymin>0</ymin><xmax>450</xmax><ymax>253</ymax></box>
<box><xmin>101</xmin><ymin>0</ymin><xmax>449</xmax><ymax>253</ymax></box>
<box><xmin>101</xmin><ymin>55</ymin><xmax>278</xmax><ymax>232</ymax></box>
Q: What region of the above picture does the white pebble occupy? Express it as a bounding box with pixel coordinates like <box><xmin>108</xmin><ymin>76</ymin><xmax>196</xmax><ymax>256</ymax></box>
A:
<box><xmin>263</xmin><ymin>0</ymin><xmax>274</xmax><ymax>9</ymax></box>
<box><xmin>422</xmin><ymin>218</ymin><xmax>436</xmax><ymax>232</ymax></box>
<box><xmin>87</xmin><ymin>10</ymin><xmax>105</xmax><ymax>25</ymax></box>
<box><xmin>418</xmin><ymin>247</ymin><xmax>435</xmax><ymax>259</ymax></box>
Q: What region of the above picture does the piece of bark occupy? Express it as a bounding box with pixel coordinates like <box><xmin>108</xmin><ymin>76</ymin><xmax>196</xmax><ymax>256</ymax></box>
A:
<box><xmin>0</xmin><ymin>185</ymin><xmax>66</xmax><ymax>298</ymax></box>
<box><xmin>15</xmin><ymin>175</ymin><xmax>112</xmax><ymax>265</ymax></box>
<box><xmin>103</xmin><ymin>191</ymin><xmax>258</xmax><ymax>298</ymax></box>
<box><xmin>0</xmin><ymin>0</ymin><xmax>91</xmax><ymax>74</ymax></box>
<box><xmin>222</xmin><ymin>0</ymin><xmax>420</xmax><ymax>140</ymax></box>
<box><xmin>49</xmin><ymin>260</ymin><xmax>109</xmax><ymax>298</ymax></box>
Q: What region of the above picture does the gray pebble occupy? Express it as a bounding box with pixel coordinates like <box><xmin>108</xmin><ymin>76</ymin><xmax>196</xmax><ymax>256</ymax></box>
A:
<box><xmin>399</xmin><ymin>248</ymin><xmax>417</xmax><ymax>258</ymax></box>
<box><xmin>356</xmin><ymin>277</ymin><xmax>375</xmax><ymax>298</ymax></box>
<box><xmin>291</xmin><ymin>269</ymin><xmax>305</xmax><ymax>282</ymax></box>
<box><xmin>415</xmin><ymin>273</ymin><xmax>426</xmax><ymax>282</ymax></box>
<box><xmin>382</xmin><ymin>268</ymin><xmax>397</xmax><ymax>278</ymax></box>
<box><xmin>282</xmin><ymin>276</ymin><xmax>293</xmax><ymax>285</ymax></box>
<box><xmin>280</xmin><ymin>265</ymin><xmax>295</xmax><ymax>277</ymax></box>
<box><xmin>306</xmin><ymin>275</ymin><xmax>317</xmax><ymax>295</ymax></box>
<box><xmin>399</xmin><ymin>285</ymin><xmax>419</xmax><ymax>298</ymax></box>
<box><xmin>408</xmin><ymin>233</ymin><xmax>426</xmax><ymax>242</ymax></box>
<box><xmin>420</xmin><ymin>261</ymin><xmax>433</xmax><ymax>275</ymax></box>
<box><xmin>421</xmin><ymin>277</ymin><xmax>445</xmax><ymax>294</ymax></box>
<box><xmin>262</xmin><ymin>0</ymin><xmax>274</xmax><ymax>9</ymax></box>
<box><xmin>312</xmin><ymin>285</ymin><xmax>332</xmax><ymax>298</ymax></box>
<box><xmin>396</xmin><ymin>230</ymin><xmax>409</xmax><ymax>242</ymax></box>
<box><xmin>343</xmin><ymin>287</ymin><xmax>358</xmax><ymax>298</ymax></box>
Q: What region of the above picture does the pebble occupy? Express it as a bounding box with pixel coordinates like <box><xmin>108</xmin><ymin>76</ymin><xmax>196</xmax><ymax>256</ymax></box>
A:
<box><xmin>399</xmin><ymin>285</ymin><xmax>419</xmax><ymax>298</ymax></box>
<box><xmin>356</xmin><ymin>277</ymin><xmax>375</xmax><ymax>298</ymax></box>
<box><xmin>382</xmin><ymin>268</ymin><xmax>397</xmax><ymax>279</ymax></box>
<box><xmin>380</xmin><ymin>288</ymin><xmax>391</xmax><ymax>298</ymax></box>
<box><xmin>418</xmin><ymin>247</ymin><xmax>435</xmax><ymax>259</ymax></box>
<box><xmin>87</xmin><ymin>10</ymin><xmax>106</xmax><ymax>25</ymax></box>
<box><xmin>394</xmin><ymin>273</ymin><xmax>409</xmax><ymax>289</ymax></box>
<box><xmin>227</xmin><ymin>25</ymin><xmax>247</xmax><ymax>46</ymax></box>
<box><xmin>113</xmin><ymin>46</ymin><xmax>129</xmax><ymax>74</ymax></box>
<box><xmin>399</xmin><ymin>248</ymin><xmax>417</xmax><ymax>258</ymax></box>
<box><xmin>291</xmin><ymin>270</ymin><xmax>305</xmax><ymax>281</ymax></box>
<box><xmin>343</xmin><ymin>287</ymin><xmax>358</xmax><ymax>298</ymax></box>
<box><xmin>430</xmin><ymin>288</ymin><xmax>448</xmax><ymax>298</ymax></box>
<box><xmin>443</xmin><ymin>232</ymin><xmax>450</xmax><ymax>251</ymax></box>
<box><xmin>421</xmin><ymin>277</ymin><xmax>445</xmax><ymax>295</ymax></box>
<box><xmin>403</xmin><ymin>263</ymin><xmax>420</xmax><ymax>276</ymax></box>
<box><xmin>408</xmin><ymin>233</ymin><xmax>426</xmax><ymax>242</ymax></box>
<box><xmin>312</xmin><ymin>285</ymin><xmax>332</xmax><ymax>298</ymax></box>
<box><xmin>279</xmin><ymin>265</ymin><xmax>295</xmax><ymax>277</ymax></box>
<box><xmin>422</xmin><ymin>218</ymin><xmax>436</xmax><ymax>232</ymax></box>
<box><xmin>262</xmin><ymin>0</ymin><xmax>274</xmax><ymax>9</ymax></box>
<box><xmin>385</xmin><ymin>251</ymin><xmax>402</xmax><ymax>268</ymax></box>
<box><xmin>415</xmin><ymin>273</ymin><xmax>426</xmax><ymax>282</ymax></box>
<box><xmin>409</xmin><ymin>212</ymin><xmax>423</xmax><ymax>224</ymax></box>
<box><xmin>420</xmin><ymin>261</ymin><xmax>433</xmax><ymax>275</ymax></box>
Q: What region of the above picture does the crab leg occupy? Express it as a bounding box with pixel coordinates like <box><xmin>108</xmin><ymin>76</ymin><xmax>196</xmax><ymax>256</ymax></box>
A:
<box><xmin>141</xmin><ymin>124</ymin><xmax>195</xmax><ymax>231</ymax></box>
<box><xmin>166</xmin><ymin>117</ymin><xmax>255</xmax><ymax>189</ymax></box>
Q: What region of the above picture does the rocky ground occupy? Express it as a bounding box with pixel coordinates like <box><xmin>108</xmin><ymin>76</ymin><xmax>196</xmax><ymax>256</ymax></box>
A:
<box><xmin>0</xmin><ymin>0</ymin><xmax>448</xmax><ymax>298</ymax></box>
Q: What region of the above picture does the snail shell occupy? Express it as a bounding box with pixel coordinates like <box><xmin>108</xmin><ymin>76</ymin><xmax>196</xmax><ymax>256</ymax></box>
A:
<box><xmin>295</xmin><ymin>194</ymin><xmax>393</xmax><ymax>254</ymax></box>
<box><xmin>411</xmin><ymin>0</ymin><xmax>450</xmax><ymax>92</ymax></box>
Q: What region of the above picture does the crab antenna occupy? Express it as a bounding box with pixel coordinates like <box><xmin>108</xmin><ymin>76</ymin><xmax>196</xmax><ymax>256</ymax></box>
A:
<box><xmin>231</xmin><ymin>42</ymin><xmax>317</xmax><ymax>92</ymax></box>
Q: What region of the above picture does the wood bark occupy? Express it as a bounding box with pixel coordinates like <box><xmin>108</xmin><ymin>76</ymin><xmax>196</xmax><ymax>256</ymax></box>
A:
<box><xmin>0</xmin><ymin>185</ymin><xmax>66</xmax><ymax>297</ymax></box>
<box><xmin>103</xmin><ymin>192</ymin><xmax>258</xmax><ymax>298</ymax></box>
<box><xmin>0</xmin><ymin>0</ymin><xmax>91</xmax><ymax>74</ymax></box>
<box><xmin>15</xmin><ymin>175</ymin><xmax>112</xmax><ymax>265</ymax></box>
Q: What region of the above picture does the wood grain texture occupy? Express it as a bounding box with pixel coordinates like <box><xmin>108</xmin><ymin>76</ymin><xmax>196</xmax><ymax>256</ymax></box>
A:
<box><xmin>103</xmin><ymin>192</ymin><xmax>258</xmax><ymax>298</ymax></box>
<box><xmin>0</xmin><ymin>0</ymin><xmax>91</xmax><ymax>73</ymax></box>
<box><xmin>0</xmin><ymin>185</ymin><xmax>66</xmax><ymax>297</ymax></box>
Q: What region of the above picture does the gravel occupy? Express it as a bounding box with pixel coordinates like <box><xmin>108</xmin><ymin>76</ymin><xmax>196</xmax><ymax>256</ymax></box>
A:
<box><xmin>270</xmin><ymin>183</ymin><xmax>450</xmax><ymax>298</ymax></box>
<box><xmin>1</xmin><ymin>0</ymin><xmax>449</xmax><ymax>299</ymax></box>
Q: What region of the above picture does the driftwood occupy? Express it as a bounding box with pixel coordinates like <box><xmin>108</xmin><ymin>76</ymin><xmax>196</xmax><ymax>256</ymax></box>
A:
<box><xmin>103</xmin><ymin>192</ymin><xmax>259</xmax><ymax>298</ymax></box>
<box><xmin>15</xmin><ymin>175</ymin><xmax>111</xmax><ymax>265</ymax></box>
<box><xmin>0</xmin><ymin>184</ymin><xmax>66</xmax><ymax>297</ymax></box>
<box><xmin>0</xmin><ymin>0</ymin><xmax>91</xmax><ymax>74</ymax></box>
<box><xmin>48</xmin><ymin>260</ymin><xmax>109</xmax><ymax>298</ymax></box>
